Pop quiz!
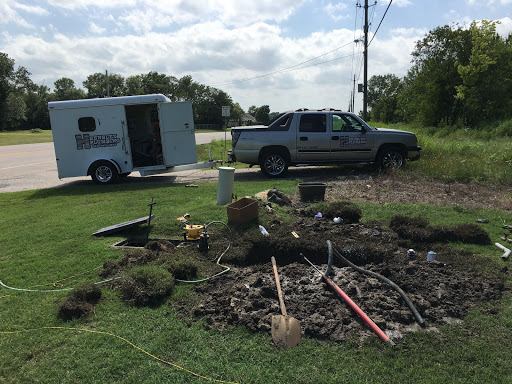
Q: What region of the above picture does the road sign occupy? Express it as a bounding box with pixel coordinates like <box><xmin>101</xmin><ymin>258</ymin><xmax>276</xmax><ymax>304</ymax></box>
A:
<box><xmin>222</xmin><ymin>106</ymin><xmax>230</xmax><ymax>117</ymax></box>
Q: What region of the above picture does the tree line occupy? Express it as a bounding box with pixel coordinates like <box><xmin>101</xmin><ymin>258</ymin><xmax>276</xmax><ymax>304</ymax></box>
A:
<box><xmin>368</xmin><ymin>20</ymin><xmax>512</xmax><ymax>128</ymax></box>
<box><xmin>0</xmin><ymin>52</ymin><xmax>274</xmax><ymax>131</ymax></box>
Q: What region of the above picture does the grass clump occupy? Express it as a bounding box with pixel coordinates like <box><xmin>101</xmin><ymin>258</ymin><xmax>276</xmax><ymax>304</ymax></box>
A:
<box><xmin>58</xmin><ymin>283</ymin><xmax>102</xmax><ymax>321</ymax></box>
<box><xmin>121</xmin><ymin>265</ymin><xmax>175</xmax><ymax>306</ymax></box>
<box><xmin>163</xmin><ymin>259</ymin><xmax>198</xmax><ymax>280</ymax></box>
<box><xmin>307</xmin><ymin>200</ymin><xmax>362</xmax><ymax>223</ymax></box>
<box><xmin>389</xmin><ymin>215</ymin><xmax>491</xmax><ymax>245</ymax></box>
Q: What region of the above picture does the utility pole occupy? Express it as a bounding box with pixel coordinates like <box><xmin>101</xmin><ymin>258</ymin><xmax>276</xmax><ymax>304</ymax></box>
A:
<box><xmin>352</xmin><ymin>75</ymin><xmax>356</xmax><ymax>113</ymax></box>
<box><xmin>363</xmin><ymin>0</ymin><xmax>368</xmax><ymax>120</ymax></box>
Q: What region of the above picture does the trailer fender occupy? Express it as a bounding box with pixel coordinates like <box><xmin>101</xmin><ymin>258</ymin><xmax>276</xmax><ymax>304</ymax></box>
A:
<box><xmin>87</xmin><ymin>159</ymin><xmax>122</xmax><ymax>175</ymax></box>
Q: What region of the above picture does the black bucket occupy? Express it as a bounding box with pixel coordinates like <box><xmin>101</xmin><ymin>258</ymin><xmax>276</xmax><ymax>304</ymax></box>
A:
<box><xmin>298</xmin><ymin>183</ymin><xmax>327</xmax><ymax>202</ymax></box>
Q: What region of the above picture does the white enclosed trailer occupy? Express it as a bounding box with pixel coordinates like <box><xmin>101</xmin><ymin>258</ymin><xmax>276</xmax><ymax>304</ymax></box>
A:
<box><xmin>48</xmin><ymin>94</ymin><xmax>217</xmax><ymax>184</ymax></box>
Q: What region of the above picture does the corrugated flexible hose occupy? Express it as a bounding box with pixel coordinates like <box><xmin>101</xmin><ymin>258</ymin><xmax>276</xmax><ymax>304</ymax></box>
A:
<box><xmin>326</xmin><ymin>240</ymin><xmax>426</xmax><ymax>328</ymax></box>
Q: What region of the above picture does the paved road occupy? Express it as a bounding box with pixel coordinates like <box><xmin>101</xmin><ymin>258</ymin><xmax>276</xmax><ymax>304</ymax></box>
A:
<box><xmin>0</xmin><ymin>132</ymin><xmax>230</xmax><ymax>193</ymax></box>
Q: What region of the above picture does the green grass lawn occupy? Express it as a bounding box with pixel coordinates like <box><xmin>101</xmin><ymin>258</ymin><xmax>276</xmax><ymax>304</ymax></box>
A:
<box><xmin>1</xmin><ymin>180</ymin><xmax>512</xmax><ymax>383</ymax></box>
<box><xmin>0</xmin><ymin>130</ymin><xmax>54</xmax><ymax>146</ymax></box>
<box><xmin>374</xmin><ymin>122</ymin><xmax>512</xmax><ymax>185</ymax></box>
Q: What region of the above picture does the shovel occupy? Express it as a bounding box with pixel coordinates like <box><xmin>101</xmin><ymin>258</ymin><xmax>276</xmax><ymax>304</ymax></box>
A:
<box><xmin>271</xmin><ymin>256</ymin><xmax>301</xmax><ymax>349</ymax></box>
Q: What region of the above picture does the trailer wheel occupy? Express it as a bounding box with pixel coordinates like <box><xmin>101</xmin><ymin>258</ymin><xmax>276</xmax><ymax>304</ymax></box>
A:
<box><xmin>90</xmin><ymin>161</ymin><xmax>119</xmax><ymax>184</ymax></box>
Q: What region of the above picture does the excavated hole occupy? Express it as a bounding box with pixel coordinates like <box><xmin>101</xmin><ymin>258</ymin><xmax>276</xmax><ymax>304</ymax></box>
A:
<box><xmin>100</xmin><ymin>202</ymin><xmax>510</xmax><ymax>345</ymax></box>
<box><xmin>169</xmin><ymin>209</ymin><xmax>509</xmax><ymax>344</ymax></box>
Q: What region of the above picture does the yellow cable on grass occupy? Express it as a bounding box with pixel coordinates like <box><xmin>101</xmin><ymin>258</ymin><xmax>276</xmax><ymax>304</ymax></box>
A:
<box><xmin>28</xmin><ymin>266</ymin><xmax>102</xmax><ymax>289</ymax></box>
<box><xmin>1</xmin><ymin>326</ymin><xmax>238</xmax><ymax>384</ymax></box>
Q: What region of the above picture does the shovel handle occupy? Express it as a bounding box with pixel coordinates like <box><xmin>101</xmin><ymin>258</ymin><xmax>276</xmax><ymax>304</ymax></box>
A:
<box><xmin>271</xmin><ymin>256</ymin><xmax>287</xmax><ymax>316</ymax></box>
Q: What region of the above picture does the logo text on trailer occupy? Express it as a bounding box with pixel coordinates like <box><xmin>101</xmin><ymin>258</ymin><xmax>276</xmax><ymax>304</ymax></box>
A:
<box><xmin>75</xmin><ymin>134</ymin><xmax>121</xmax><ymax>150</ymax></box>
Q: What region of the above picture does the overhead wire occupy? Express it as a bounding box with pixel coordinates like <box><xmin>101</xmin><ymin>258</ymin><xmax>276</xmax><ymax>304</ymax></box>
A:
<box><xmin>368</xmin><ymin>0</ymin><xmax>393</xmax><ymax>47</ymax></box>
<box><xmin>208</xmin><ymin>40</ymin><xmax>356</xmax><ymax>87</ymax></box>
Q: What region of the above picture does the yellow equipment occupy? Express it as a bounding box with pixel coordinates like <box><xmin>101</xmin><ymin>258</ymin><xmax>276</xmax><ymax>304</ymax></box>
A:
<box><xmin>176</xmin><ymin>213</ymin><xmax>204</xmax><ymax>240</ymax></box>
<box><xmin>184</xmin><ymin>224</ymin><xmax>204</xmax><ymax>240</ymax></box>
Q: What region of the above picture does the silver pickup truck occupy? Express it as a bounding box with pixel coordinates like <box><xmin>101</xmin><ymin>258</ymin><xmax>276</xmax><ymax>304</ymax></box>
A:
<box><xmin>227</xmin><ymin>108</ymin><xmax>421</xmax><ymax>177</ymax></box>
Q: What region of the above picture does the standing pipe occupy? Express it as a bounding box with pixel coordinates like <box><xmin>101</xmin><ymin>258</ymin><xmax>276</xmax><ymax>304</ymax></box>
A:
<box><xmin>303</xmin><ymin>255</ymin><xmax>394</xmax><ymax>346</ymax></box>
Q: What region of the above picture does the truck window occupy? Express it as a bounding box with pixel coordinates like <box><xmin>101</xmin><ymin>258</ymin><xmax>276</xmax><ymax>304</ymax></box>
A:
<box><xmin>332</xmin><ymin>115</ymin><xmax>344</xmax><ymax>131</ymax></box>
<box><xmin>268</xmin><ymin>114</ymin><xmax>291</xmax><ymax>131</ymax></box>
<box><xmin>299</xmin><ymin>114</ymin><xmax>326</xmax><ymax>133</ymax></box>
<box><xmin>334</xmin><ymin>114</ymin><xmax>363</xmax><ymax>132</ymax></box>
<box><xmin>78</xmin><ymin>117</ymin><xmax>96</xmax><ymax>132</ymax></box>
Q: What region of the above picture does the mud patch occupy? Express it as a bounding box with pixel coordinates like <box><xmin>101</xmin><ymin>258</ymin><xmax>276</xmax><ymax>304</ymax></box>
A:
<box><xmin>174</xmin><ymin>210</ymin><xmax>508</xmax><ymax>344</ymax></box>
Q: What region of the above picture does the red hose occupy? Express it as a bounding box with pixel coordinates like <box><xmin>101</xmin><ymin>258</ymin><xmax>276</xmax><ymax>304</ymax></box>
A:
<box><xmin>323</xmin><ymin>276</ymin><xmax>394</xmax><ymax>346</ymax></box>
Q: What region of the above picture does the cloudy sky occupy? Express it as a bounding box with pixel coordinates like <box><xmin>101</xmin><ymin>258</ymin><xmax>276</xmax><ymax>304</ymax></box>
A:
<box><xmin>2</xmin><ymin>0</ymin><xmax>512</xmax><ymax>113</ymax></box>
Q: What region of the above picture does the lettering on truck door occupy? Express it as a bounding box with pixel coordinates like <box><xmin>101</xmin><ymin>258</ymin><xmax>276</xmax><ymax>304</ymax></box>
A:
<box><xmin>330</xmin><ymin>114</ymin><xmax>373</xmax><ymax>161</ymax></box>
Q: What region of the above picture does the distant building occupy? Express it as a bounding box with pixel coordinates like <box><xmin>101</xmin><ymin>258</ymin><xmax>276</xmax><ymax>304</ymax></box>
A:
<box><xmin>228</xmin><ymin>113</ymin><xmax>257</xmax><ymax>127</ymax></box>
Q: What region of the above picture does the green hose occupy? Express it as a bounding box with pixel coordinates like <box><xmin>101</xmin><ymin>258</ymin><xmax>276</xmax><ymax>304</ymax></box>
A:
<box><xmin>176</xmin><ymin>221</ymin><xmax>231</xmax><ymax>284</ymax></box>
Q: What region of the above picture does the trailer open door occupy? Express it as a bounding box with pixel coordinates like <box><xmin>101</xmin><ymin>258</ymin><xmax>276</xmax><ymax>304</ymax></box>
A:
<box><xmin>158</xmin><ymin>101</ymin><xmax>198</xmax><ymax>166</ymax></box>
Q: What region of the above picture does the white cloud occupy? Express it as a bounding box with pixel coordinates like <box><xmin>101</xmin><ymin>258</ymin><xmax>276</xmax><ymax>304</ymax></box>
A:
<box><xmin>496</xmin><ymin>16</ymin><xmax>512</xmax><ymax>36</ymax></box>
<box><xmin>89</xmin><ymin>22</ymin><xmax>106</xmax><ymax>34</ymax></box>
<box><xmin>1</xmin><ymin>21</ymin><xmax>368</xmax><ymax>111</ymax></box>
<box><xmin>325</xmin><ymin>2</ymin><xmax>349</xmax><ymax>22</ymax></box>
<box><xmin>48</xmin><ymin>0</ymin><xmax>304</xmax><ymax>30</ymax></box>
<box><xmin>13</xmin><ymin>2</ymin><xmax>50</xmax><ymax>16</ymax></box>
<box><xmin>390</xmin><ymin>27</ymin><xmax>428</xmax><ymax>37</ymax></box>
<box><xmin>466</xmin><ymin>0</ymin><xmax>512</xmax><ymax>5</ymax></box>
<box><xmin>0</xmin><ymin>0</ymin><xmax>35</xmax><ymax>28</ymax></box>
<box><xmin>393</xmin><ymin>0</ymin><xmax>412</xmax><ymax>7</ymax></box>
<box><xmin>47</xmin><ymin>0</ymin><xmax>137</xmax><ymax>9</ymax></box>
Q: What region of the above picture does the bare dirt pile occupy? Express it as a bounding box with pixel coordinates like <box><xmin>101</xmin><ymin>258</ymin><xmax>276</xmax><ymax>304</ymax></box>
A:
<box><xmin>177</xmin><ymin>210</ymin><xmax>509</xmax><ymax>344</ymax></box>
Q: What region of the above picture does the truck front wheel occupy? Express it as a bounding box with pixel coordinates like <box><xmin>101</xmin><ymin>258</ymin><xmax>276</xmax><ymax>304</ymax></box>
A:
<box><xmin>260</xmin><ymin>152</ymin><xmax>288</xmax><ymax>177</ymax></box>
<box><xmin>377</xmin><ymin>147</ymin><xmax>405</xmax><ymax>170</ymax></box>
<box><xmin>90</xmin><ymin>161</ymin><xmax>119</xmax><ymax>184</ymax></box>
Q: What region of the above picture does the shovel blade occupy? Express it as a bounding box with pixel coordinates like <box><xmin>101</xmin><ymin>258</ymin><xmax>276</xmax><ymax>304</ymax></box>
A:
<box><xmin>271</xmin><ymin>315</ymin><xmax>301</xmax><ymax>349</ymax></box>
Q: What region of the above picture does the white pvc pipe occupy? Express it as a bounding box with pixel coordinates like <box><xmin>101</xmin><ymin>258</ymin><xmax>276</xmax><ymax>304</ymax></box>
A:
<box><xmin>217</xmin><ymin>167</ymin><xmax>235</xmax><ymax>205</ymax></box>
<box><xmin>495</xmin><ymin>242</ymin><xmax>511</xmax><ymax>260</ymax></box>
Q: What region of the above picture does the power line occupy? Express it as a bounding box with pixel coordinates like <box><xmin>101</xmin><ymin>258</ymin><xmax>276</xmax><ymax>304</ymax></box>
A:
<box><xmin>368</xmin><ymin>0</ymin><xmax>393</xmax><ymax>47</ymax></box>
<box><xmin>208</xmin><ymin>41</ymin><xmax>356</xmax><ymax>87</ymax></box>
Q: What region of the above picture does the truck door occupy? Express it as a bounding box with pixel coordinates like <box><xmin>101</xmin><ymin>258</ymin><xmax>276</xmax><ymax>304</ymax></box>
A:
<box><xmin>296</xmin><ymin>113</ymin><xmax>331</xmax><ymax>163</ymax></box>
<box><xmin>330</xmin><ymin>113</ymin><xmax>374</xmax><ymax>161</ymax></box>
<box><xmin>158</xmin><ymin>102</ymin><xmax>198</xmax><ymax>166</ymax></box>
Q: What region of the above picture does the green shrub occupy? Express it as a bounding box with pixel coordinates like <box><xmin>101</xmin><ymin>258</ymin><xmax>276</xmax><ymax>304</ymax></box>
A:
<box><xmin>121</xmin><ymin>265</ymin><xmax>175</xmax><ymax>306</ymax></box>
<box><xmin>30</xmin><ymin>128</ymin><xmax>43</xmax><ymax>133</ymax></box>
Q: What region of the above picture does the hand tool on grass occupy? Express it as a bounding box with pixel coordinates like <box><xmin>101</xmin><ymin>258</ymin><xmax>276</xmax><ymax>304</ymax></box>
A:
<box><xmin>303</xmin><ymin>255</ymin><xmax>395</xmax><ymax>346</ymax></box>
<box><xmin>271</xmin><ymin>256</ymin><xmax>301</xmax><ymax>349</ymax></box>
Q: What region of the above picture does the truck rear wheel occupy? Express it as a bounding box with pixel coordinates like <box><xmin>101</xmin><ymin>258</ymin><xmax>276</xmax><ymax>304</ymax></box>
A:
<box><xmin>377</xmin><ymin>147</ymin><xmax>405</xmax><ymax>170</ymax></box>
<box><xmin>260</xmin><ymin>151</ymin><xmax>288</xmax><ymax>177</ymax></box>
<box><xmin>91</xmin><ymin>161</ymin><xmax>119</xmax><ymax>184</ymax></box>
